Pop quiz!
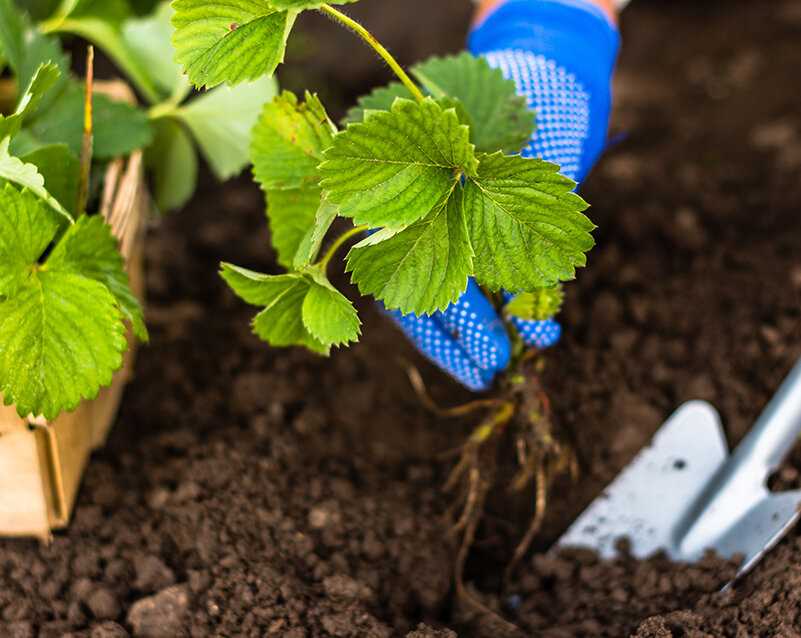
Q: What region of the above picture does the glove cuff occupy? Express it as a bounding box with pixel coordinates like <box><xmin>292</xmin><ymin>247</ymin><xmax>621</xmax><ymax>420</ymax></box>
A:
<box><xmin>469</xmin><ymin>0</ymin><xmax>619</xmax><ymax>92</ymax></box>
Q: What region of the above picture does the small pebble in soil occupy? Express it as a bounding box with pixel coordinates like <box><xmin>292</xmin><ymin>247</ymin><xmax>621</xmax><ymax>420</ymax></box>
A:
<box><xmin>133</xmin><ymin>555</ymin><xmax>175</xmax><ymax>593</ymax></box>
<box><xmin>308</xmin><ymin>502</ymin><xmax>342</xmax><ymax>529</ymax></box>
<box><xmin>145</xmin><ymin>487</ymin><xmax>170</xmax><ymax>510</ymax></box>
<box><xmin>87</xmin><ymin>588</ymin><xmax>121</xmax><ymax>620</ymax></box>
<box><xmin>323</xmin><ymin>574</ymin><xmax>374</xmax><ymax>603</ymax></box>
<box><xmin>127</xmin><ymin>585</ymin><xmax>189</xmax><ymax>638</ymax></box>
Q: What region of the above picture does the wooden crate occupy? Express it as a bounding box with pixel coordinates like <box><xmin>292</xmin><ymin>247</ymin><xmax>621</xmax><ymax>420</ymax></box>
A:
<box><xmin>0</xmin><ymin>148</ymin><xmax>148</xmax><ymax>541</ymax></box>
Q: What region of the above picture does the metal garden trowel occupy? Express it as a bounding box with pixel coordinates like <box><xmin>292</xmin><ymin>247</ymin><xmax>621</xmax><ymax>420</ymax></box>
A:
<box><xmin>557</xmin><ymin>358</ymin><xmax>801</xmax><ymax>586</ymax></box>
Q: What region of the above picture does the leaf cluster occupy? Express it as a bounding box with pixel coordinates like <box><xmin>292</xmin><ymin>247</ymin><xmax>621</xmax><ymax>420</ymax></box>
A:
<box><xmin>0</xmin><ymin>0</ymin><xmax>283</xmax><ymax>420</ymax></box>
<box><xmin>0</xmin><ymin>1</ymin><xmax>156</xmax><ymax>420</ymax></box>
<box><xmin>0</xmin><ymin>0</ymin><xmax>290</xmax><ymax>419</ymax></box>
<box><xmin>29</xmin><ymin>0</ymin><xmax>279</xmax><ymax>212</ymax></box>
<box><xmin>0</xmin><ymin>1</ymin><xmax>153</xmax><ymax>214</ymax></box>
<box><xmin>223</xmin><ymin>51</ymin><xmax>594</xmax><ymax>355</ymax></box>
<box><xmin>224</xmin><ymin>90</ymin><xmax>361</xmax><ymax>352</ymax></box>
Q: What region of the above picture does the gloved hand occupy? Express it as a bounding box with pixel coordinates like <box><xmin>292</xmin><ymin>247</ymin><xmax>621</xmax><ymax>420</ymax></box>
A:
<box><xmin>388</xmin><ymin>0</ymin><xmax>621</xmax><ymax>391</ymax></box>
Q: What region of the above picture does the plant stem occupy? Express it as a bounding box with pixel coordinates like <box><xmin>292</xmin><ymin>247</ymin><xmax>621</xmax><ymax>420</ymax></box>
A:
<box><xmin>148</xmin><ymin>84</ymin><xmax>192</xmax><ymax>120</ymax></box>
<box><xmin>77</xmin><ymin>46</ymin><xmax>94</xmax><ymax>216</ymax></box>
<box><xmin>147</xmin><ymin>101</ymin><xmax>179</xmax><ymax>121</ymax></box>
<box><xmin>318</xmin><ymin>224</ymin><xmax>368</xmax><ymax>269</ymax></box>
<box><xmin>318</xmin><ymin>5</ymin><xmax>426</xmax><ymax>103</ymax></box>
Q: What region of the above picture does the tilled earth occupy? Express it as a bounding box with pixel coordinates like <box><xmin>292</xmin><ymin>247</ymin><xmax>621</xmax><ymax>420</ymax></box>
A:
<box><xmin>2</xmin><ymin>0</ymin><xmax>801</xmax><ymax>636</ymax></box>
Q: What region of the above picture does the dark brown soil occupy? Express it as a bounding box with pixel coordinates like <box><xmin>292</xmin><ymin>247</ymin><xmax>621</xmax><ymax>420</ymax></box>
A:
<box><xmin>3</xmin><ymin>0</ymin><xmax>801</xmax><ymax>636</ymax></box>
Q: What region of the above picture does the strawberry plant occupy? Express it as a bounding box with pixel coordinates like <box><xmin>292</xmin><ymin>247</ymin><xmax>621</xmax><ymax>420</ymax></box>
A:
<box><xmin>190</xmin><ymin>3</ymin><xmax>593</xmax><ymax>350</ymax></box>
<box><xmin>0</xmin><ymin>0</ymin><xmax>276</xmax><ymax>420</ymax></box>
<box><xmin>174</xmin><ymin>1</ymin><xmax>595</xmax><ymax>588</ymax></box>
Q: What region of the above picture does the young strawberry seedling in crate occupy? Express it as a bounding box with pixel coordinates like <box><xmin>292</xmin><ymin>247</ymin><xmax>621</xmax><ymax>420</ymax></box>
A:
<box><xmin>168</xmin><ymin>0</ymin><xmax>596</xmax><ymax>589</ymax></box>
<box><xmin>0</xmin><ymin>0</ymin><xmax>277</xmax><ymax>420</ymax></box>
<box><xmin>0</xmin><ymin>0</ymin><xmax>276</xmax><ymax>535</ymax></box>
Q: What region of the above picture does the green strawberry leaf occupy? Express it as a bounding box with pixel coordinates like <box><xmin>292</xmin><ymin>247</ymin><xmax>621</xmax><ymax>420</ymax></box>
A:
<box><xmin>268</xmin><ymin>0</ymin><xmax>357</xmax><ymax>8</ymax></box>
<box><xmin>220</xmin><ymin>263</ymin><xmax>360</xmax><ymax>353</ymax></box>
<box><xmin>247</xmin><ymin>90</ymin><xmax>342</xmax><ymax>270</ymax></box>
<box><xmin>0</xmin><ymin>62</ymin><xmax>61</xmax><ymax>140</ymax></box>
<box><xmin>21</xmin><ymin>143</ymin><xmax>80</xmax><ymax>214</ymax></box>
<box><xmin>121</xmin><ymin>0</ymin><xmax>189</xmax><ymax>101</ymax></box>
<box><xmin>174</xmin><ymin>75</ymin><xmax>278</xmax><ymax>179</ymax></box>
<box><xmin>344</xmin><ymin>53</ymin><xmax>534</xmax><ymax>153</ymax></box>
<box><xmin>48</xmin><ymin>215</ymin><xmax>148</xmax><ymax>341</ymax></box>
<box><xmin>0</xmin><ymin>184</ymin><xmax>61</xmax><ymax>297</ymax></box>
<box><xmin>0</xmin><ymin>185</ymin><xmax>142</xmax><ymax>420</ymax></box>
<box><xmin>17</xmin><ymin>28</ymin><xmax>72</xmax><ymax>115</ymax></box>
<box><xmin>231</xmin><ymin>269</ymin><xmax>328</xmax><ymax>354</ymax></box>
<box><xmin>0</xmin><ymin>136</ymin><xmax>73</xmax><ymax>221</ymax></box>
<box><xmin>464</xmin><ymin>152</ymin><xmax>594</xmax><ymax>292</ymax></box>
<box><xmin>265</xmin><ymin>187</ymin><xmax>321</xmax><ymax>268</ymax></box>
<box><xmin>0</xmin><ymin>0</ymin><xmax>24</xmax><ymax>73</ymax></box>
<box><xmin>2</xmin><ymin>0</ymin><xmax>70</xmax><ymax>114</ymax></box>
<box><xmin>412</xmin><ymin>52</ymin><xmax>535</xmax><ymax>154</ymax></box>
<box><xmin>0</xmin><ymin>272</ymin><xmax>125</xmax><ymax>420</ymax></box>
<box><xmin>346</xmin><ymin>188</ymin><xmax>473</xmax><ymax>314</ymax></box>
<box><xmin>343</xmin><ymin>82</ymin><xmax>411</xmax><ymax>124</ymax></box>
<box><xmin>48</xmin><ymin>0</ymin><xmax>163</xmax><ymax>103</ymax></box>
<box><xmin>344</xmin><ymin>86</ymin><xmax>472</xmax><ymax>132</ymax></box>
<box><xmin>251</xmin><ymin>90</ymin><xmax>336</xmax><ymax>191</ymax></box>
<box><xmin>171</xmin><ymin>1</ymin><xmax>296</xmax><ymax>89</ymax></box>
<box><xmin>319</xmin><ymin>97</ymin><xmax>477</xmax><ymax>230</ymax></box>
<box><xmin>505</xmin><ymin>285</ymin><xmax>564</xmax><ymax>321</ymax></box>
<box><xmin>293</xmin><ymin>198</ymin><xmax>337</xmax><ymax>268</ymax></box>
<box><xmin>25</xmin><ymin>83</ymin><xmax>153</xmax><ymax>159</ymax></box>
<box><xmin>301</xmin><ymin>268</ymin><xmax>360</xmax><ymax>347</ymax></box>
<box><xmin>13</xmin><ymin>62</ymin><xmax>61</xmax><ymax>119</ymax></box>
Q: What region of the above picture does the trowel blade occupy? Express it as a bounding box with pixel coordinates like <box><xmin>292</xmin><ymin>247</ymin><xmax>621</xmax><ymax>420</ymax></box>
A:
<box><xmin>715</xmin><ymin>489</ymin><xmax>801</xmax><ymax>584</ymax></box>
<box><xmin>556</xmin><ymin>400</ymin><xmax>729</xmax><ymax>559</ymax></box>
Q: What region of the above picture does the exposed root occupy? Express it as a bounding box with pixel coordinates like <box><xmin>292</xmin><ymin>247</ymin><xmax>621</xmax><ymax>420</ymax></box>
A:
<box><xmin>405</xmin><ymin>363</ymin><xmax>506</xmax><ymax>417</ymax></box>
<box><xmin>505</xmin><ymin>464</ymin><xmax>547</xmax><ymax>582</ymax></box>
<box><xmin>407</xmin><ymin>354</ymin><xmax>578</xmax><ymax>620</ymax></box>
<box><xmin>502</xmin><ymin>371</ymin><xmax>578</xmax><ymax>580</ymax></box>
<box><xmin>445</xmin><ymin>404</ymin><xmax>511</xmax><ymax>559</ymax></box>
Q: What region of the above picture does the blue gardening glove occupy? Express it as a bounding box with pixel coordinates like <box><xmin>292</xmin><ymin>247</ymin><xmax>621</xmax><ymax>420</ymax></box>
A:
<box><xmin>389</xmin><ymin>0</ymin><xmax>620</xmax><ymax>391</ymax></box>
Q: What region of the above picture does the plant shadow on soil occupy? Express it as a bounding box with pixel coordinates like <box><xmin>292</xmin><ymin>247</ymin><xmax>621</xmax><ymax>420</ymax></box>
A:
<box><xmin>2</xmin><ymin>0</ymin><xmax>801</xmax><ymax>636</ymax></box>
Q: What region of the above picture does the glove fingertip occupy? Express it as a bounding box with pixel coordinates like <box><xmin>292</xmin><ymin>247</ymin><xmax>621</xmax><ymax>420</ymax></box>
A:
<box><xmin>514</xmin><ymin>318</ymin><xmax>562</xmax><ymax>349</ymax></box>
<box><xmin>439</xmin><ymin>281</ymin><xmax>512</xmax><ymax>372</ymax></box>
<box><xmin>463</xmin><ymin>365</ymin><xmax>498</xmax><ymax>392</ymax></box>
<box><xmin>386</xmin><ymin>307</ymin><xmax>498</xmax><ymax>391</ymax></box>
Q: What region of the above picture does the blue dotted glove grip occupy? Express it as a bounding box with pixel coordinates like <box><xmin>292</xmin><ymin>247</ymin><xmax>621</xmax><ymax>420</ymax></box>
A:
<box><xmin>389</xmin><ymin>0</ymin><xmax>619</xmax><ymax>390</ymax></box>
<box><xmin>470</xmin><ymin>0</ymin><xmax>620</xmax><ymax>182</ymax></box>
<box><xmin>387</xmin><ymin>281</ymin><xmax>511</xmax><ymax>391</ymax></box>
